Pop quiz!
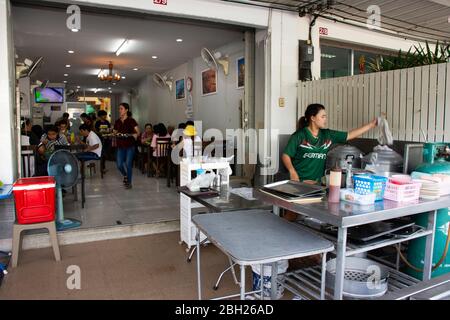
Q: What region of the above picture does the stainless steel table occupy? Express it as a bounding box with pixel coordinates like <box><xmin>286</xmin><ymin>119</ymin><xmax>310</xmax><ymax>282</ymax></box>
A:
<box><xmin>192</xmin><ymin>209</ymin><xmax>334</xmax><ymax>300</ymax></box>
<box><xmin>178</xmin><ymin>186</ymin><xmax>271</xmax><ymax>289</ymax></box>
<box><xmin>256</xmin><ymin>189</ymin><xmax>450</xmax><ymax>300</ymax></box>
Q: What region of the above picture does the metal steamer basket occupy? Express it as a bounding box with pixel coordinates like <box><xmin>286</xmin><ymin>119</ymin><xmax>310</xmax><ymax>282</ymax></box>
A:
<box><xmin>326</xmin><ymin>257</ymin><xmax>390</xmax><ymax>299</ymax></box>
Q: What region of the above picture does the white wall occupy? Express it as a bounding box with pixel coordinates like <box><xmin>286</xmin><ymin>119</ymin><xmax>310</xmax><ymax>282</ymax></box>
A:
<box><xmin>0</xmin><ymin>0</ymin><xmax>16</xmax><ymax>184</ymax></box>
<box><xmin>132</xmin><ymin>40</ymin><xmax>245</xmax><ymax>134</ymax></box>
<box><xmin>152</xmin><ymin>63</ymin><xmax>189</xmax><ymax>128</ymax></box>
<box><xmin>52</xmin><ymin>0</ymin><xmax>269</xmax><ymax>29</ymax></box>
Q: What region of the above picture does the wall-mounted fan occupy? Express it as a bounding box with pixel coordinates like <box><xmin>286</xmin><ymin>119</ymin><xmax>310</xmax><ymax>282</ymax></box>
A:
<box><xmin>35</xmin><ymin>79</ymin><xmax>49</xmax><ymax>89</ymax></box>
<box><xmin>66</xmin><ymin>89</ymin><xmax>76</xmax><ymax>98</ymax></box>
<box><xmin>129</xmin><ymin>88</ymin><xmax>140</xmax><ymax>98</ymax></box>
<box><xmin>15</xmin><ymin>57</ymin><xmax>43</xmax><ymax>79</ymax></box>
<box><xmin>153</xmin><ymin>73</ymin><xmax>173</xmax><ymax>91</ymax></box>
<box><xmin>201</xmin><ymin>48</ymin><xmax>229</xmax><ymax>76</ymax></box>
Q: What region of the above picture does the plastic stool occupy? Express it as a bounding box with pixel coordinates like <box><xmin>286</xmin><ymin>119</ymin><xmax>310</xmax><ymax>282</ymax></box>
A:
<box><xmin>11</xmin><ymin>221</ymin><xmax>61</xmax><ymax>268</ymax></box>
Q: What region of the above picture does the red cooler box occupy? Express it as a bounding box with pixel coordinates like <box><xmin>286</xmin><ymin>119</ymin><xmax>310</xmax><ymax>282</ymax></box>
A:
<box><xmin>13</xmin><ymin>177</ymin><xmax>56</xmax><ymax>224</ymax></box>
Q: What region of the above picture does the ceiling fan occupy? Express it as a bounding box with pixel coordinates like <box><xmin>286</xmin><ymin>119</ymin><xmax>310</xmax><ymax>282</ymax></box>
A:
<box><xmin>201</xmin><ymin>47</ymin><xmax>229</xmax><ymax>76</ymax></box>
<box><xmin>153</xmin><ymin>73</ymin><xmax>173</xmax><ymax>91</ymax></box>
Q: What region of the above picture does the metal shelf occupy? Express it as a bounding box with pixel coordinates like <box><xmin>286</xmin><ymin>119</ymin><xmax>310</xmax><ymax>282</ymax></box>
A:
<box><xmin>278</xmin><ymin>264</ymin><xmax>421</xmax><ymax>300</ymax></box>
<box><xmin>294</xmin><ymin>221</ymin><xmax>430</xmax><ymax>257</ymax></box>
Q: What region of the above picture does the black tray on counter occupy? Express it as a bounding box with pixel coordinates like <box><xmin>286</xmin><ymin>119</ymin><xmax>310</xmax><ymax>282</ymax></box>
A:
<box><xmin>177</xmin><ymin>186</ymin><xmax>219</xmax><ymax>197</ymax></box>
<box><xmin>261</xmin><ymin>180</ymin><xmax>326</xmax><ymax>200</ymax></box>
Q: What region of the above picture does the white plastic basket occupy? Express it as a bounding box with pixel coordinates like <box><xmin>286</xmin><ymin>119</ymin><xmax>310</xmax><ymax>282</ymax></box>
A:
<box><xmin>384</xmin><ymin>179</ymin><xmax>422</xmax><ymax>202</ymax></box>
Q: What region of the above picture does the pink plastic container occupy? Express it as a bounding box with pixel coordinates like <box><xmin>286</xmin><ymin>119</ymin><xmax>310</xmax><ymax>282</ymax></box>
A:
<box><xmin>384</xmin><ymin>178</ymin><xmax>422</xmax><ymax>202</ymax></box>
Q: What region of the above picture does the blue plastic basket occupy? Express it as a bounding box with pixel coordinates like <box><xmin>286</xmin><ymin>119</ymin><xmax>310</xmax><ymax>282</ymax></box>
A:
<box><xmin>353</xmin><ymin>175</ymin><xmax>388</xmax><ymax>201</ymax></box>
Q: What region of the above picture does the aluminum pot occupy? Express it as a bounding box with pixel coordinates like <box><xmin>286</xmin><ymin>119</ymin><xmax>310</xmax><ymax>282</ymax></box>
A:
<box><xmin>362</xmin><ymin>146</ymin><xmax>403</xmax><ymax>175</ymax></box>
<box><xmin>326</xmin><ymin>144</ymin><xmax>364</xmax><ymax>170</ymax></box>
<box><xmin>326</xmin><ymin>257</ymin><xmax>389</xmax><ymax>299</ymax></box>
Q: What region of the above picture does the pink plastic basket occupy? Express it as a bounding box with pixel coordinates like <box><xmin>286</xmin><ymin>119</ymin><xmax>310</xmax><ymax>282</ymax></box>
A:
<box><xmin>384</xmin><ymin>179</ymin><xmax>422</xmax><ymax>202</ymax></box>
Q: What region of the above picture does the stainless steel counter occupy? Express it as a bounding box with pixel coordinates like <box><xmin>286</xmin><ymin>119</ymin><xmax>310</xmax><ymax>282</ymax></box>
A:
<box><xmin>256</xmin><ymin>188</ymin><xmax>450</xmax><ymax>300</ymax></box>
<box><xmin>256</xmin><ymin>190</ymin><xmax>450</xmax><ymax>228</ymax></box>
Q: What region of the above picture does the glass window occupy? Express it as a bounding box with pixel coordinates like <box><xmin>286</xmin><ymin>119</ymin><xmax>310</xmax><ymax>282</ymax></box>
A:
<box><xmin>354</xmin><ymin>50</ymin><xmax>380</xmax><ymax>75</ymax></box>
<box><xmin>320</xmin><ymin>46</ymin><xmax>351</xmax><ymax>79</ymax></box>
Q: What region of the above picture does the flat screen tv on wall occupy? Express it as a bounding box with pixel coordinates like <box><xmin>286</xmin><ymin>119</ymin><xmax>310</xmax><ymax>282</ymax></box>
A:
<box><xmin>34</xmin><ymin>87</ymin><xmax>64</xmax><ymax>103</ymax></box>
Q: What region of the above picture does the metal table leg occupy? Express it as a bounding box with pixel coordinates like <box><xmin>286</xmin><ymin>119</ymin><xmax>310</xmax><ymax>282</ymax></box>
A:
<box><xmin>423</xmin><ymin>210</ymin><xmax>437</xmax><ymax>281</ymax></box>
<box><xmin>321</xmin><ymin>252</ymin><xmax>327</xmax><ymax>300</ymax></box>
<box><xmin>334</xmin><ymin>227</ymin><xmax>348</xmax><ymax>300</ymax></box>
<box><xmin>260</xmin><ymin>263</ymin><xmax>264</xmax><ymax>300</ymax></box>
<box><xmin>240</xmin><ymin>264</ymin><xmax>246</xmax><ymax>300</ymax></box>
<box><xmin>270</xmin><ymin>261</ymin><xmax>277</xmax><ymax>300</ymax></box>
<box><xmin>196</xmin><ymin>227</ymin><xmax>202</xmax><ymax>300</ymax></box>
<box><xmin>81</xmin><ymin>160</ymin><xmax>85</xmax><ymax>209</ymax></box>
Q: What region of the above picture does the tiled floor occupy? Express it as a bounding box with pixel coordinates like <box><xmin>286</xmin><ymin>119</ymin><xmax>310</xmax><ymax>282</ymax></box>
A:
<box><xmin>0</xmin><ymin>231</ymin><xmax>280</xmax><ymax>300</ymax></box>
<box><xmin>0</xmin><ymin>161</ymin><xmax>180</xmax><ymax>240</ymax></box>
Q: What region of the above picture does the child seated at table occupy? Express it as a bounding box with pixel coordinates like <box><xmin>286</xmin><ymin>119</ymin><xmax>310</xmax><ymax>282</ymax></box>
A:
<box><xmin>35</xmin><ymin>125</ymin><xmax>69</xmax><ymax>176</ymax></box>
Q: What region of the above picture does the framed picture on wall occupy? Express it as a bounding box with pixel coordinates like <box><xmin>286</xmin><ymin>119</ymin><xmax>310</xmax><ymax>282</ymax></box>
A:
<box><xmin>201</xmin><ymin>68</ymin><xmax>217</xmax><ymax>96</ymax></box>
<box><xmin>237</xmin><ymin>57</ymin><xmax>245</xmax><ymax>89</ymax></box>
<box><xmin>175</xmin><ymin>78</ymin><xmax>186</xmax><ymax>100</ymax></box>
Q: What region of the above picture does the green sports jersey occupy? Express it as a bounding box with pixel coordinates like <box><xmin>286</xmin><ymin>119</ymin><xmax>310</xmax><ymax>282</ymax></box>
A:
<box><xmin>283</xmin><ymin>127</ymin><xmax>348</xmax><ymax>182</ymax></box>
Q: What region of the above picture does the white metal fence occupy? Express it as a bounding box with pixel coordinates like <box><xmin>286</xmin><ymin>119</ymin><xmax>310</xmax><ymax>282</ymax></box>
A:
<box><xmin>298</xmin><ymin>62</ymin><xmax>450</xmax><ymax>142</ymax></box>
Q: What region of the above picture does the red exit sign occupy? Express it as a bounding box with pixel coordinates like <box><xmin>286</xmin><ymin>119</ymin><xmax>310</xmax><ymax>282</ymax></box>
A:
<box><xmin>154</xmin><ymin>0</ymin><xmax>167</xmax><ymax>5</ymax></box>
<box><xmin>319</xmin><ymin>27</ymin><xmax>328</xmax><ymax>35</ymax></box>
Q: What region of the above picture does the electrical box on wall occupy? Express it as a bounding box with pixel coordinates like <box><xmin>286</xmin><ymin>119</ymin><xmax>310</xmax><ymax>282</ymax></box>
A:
<box><xmin>299</xmin><ymin>40</ymin><xmax>314</xmax><ymax>81</ymax></box>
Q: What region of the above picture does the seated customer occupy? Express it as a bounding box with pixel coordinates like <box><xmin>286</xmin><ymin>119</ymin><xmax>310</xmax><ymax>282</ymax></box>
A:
<box><xmin>141</xmin><ymin>123</ymin><xmax>153</xmax><ymax>146</ymax></box>
<box><xmin>36</xmin><ymin>125</ymin><xmax>69</xmax><ymax>175</ymax></box>
<box><xmin>56</xmin><ymin>119</ymin><xmax>70</xmax><ymax>142</ymax></box>
<box><xmin>181</xmin><ymin>124</ymin><xmax>202</xmax><ymax>158</ymax></box>
<box><xmin>151</xmin><ymin>123</ymin><xmax>171</xmax><ymax>177</ymax></box>
<box><xmin>80</xmin><ymin>113</ymin><xmax>94</xmax><ymax>131</ymax></box>
<box><xmin>151</xmin><ymin>123</ymin><xmax>171</xmax><ymax>156</ymax></box>
<box><xmin>76</xmin><ymin>124</ymin><xmax>103</xmax><ymax>161</ymax></box>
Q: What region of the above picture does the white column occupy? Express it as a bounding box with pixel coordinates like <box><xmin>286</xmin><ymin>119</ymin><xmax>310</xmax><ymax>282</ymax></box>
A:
<box><xmin>0</xmin><ymin>0</ymin><xmax>17</xmax><ymax>184</ymax></box>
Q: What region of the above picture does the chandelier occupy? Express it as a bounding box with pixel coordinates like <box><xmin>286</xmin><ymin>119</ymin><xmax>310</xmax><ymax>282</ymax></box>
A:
<box><xmin>98</xmin><ymin>61</ymin><xmax>121</xmax><ymax>82</ymax></box>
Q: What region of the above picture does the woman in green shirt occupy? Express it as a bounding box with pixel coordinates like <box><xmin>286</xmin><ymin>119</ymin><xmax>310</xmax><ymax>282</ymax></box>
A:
<box><xmin>283</xmin><ymin>103</ymin><xmax>377</xmax><ymax>184</ymax></box>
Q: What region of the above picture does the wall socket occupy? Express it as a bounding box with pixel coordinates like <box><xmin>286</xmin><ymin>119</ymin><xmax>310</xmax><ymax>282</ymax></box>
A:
<box><xmin>278</xmin><ymin>97</ymin><xmax>285</xmax><ymax>108</ymax></box>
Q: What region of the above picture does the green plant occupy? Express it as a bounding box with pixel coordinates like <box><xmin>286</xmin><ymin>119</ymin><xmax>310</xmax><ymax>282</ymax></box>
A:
<box><xmin>368</xmin><ymin>41</ymin><xmax>450</xmax><ymax>72</ymax></box>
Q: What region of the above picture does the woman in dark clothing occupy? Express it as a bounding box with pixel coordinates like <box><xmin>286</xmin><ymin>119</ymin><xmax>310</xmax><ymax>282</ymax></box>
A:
<box><xmin>113</xmin><ymin>103</ymin><xmax>140</xmax><ymax>189</ymax></box>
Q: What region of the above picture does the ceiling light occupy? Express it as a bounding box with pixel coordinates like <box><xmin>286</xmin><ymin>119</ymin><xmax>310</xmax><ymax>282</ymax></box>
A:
<box><xmin>77</xmin><ymin>86</ymin><xmax>80</xmax><ymax>89</ymax></box>
<box><xmin>63</xmin><ymin>80</ymin><xmax>67</xmax><ymax>83</ymax></box>
<box><xmin>68</xmin><ymin>50</ymin><xmax>74</xmax><ymax>54</ymax></box>
<box><xmin>321</xmin><ymin>53</ymin><xmax>336</xmax><ymax>59</ymax></box>
<box><xmin>64</xmin><ymin>73</ymin><xmax>69</xmax><ymax>77</ymax></box>
<box><xmin>152</xmin><ymin>56</ymin><xmax>158</xmax><ymax>59</ymax></box>
<box><xmin>133</xmin><ymin>68</ymin><xmax>138</xmax><ymax>71</ymax></box>
<box><xmin>113</xmin><ymin>83</ymin><xmax>116</xmax><ymax>85</ymax></box>
<box><xmin>66</xmin><ymin>64</ymin><xmax>71</xmax><ymax>68</ymax></box>
<box><xmin>71</xmin><ymin>28</ymin><xmax>79</xmax><ymax>33</ymax></box>
<box><xmin>121</xmin><ymin>76</ymin><xmax>126</xmax><ymax>79</ymax></box>
<box><xmin>176</xmin><ymin>38</ymin><xmax>183</xmax><ymax>42</ymax></box>
<box><xmin>109</xmin><ymin>91</ymin><xmax>112</xmax><ymax>93</ymax></box>
<box><xmin>98</xmin><ymin>61</ymin><xmax>121</xmax><ymax>83</ymax></box>
<box><xmin>108</xmin><ymin>87</ymin><xmax>111</xmax><ymax>90</ymax></box>
<box><xmin>115</xmin><ymin>39</ymin><xmax>130</xmax><ymax>56</ymax></box>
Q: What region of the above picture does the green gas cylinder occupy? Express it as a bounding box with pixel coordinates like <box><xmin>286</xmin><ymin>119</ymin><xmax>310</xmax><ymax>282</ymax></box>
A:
<box><xmin>406</xmin><ymin>143</ymin><xmax>450</xmax><ymax>279</ymax></box>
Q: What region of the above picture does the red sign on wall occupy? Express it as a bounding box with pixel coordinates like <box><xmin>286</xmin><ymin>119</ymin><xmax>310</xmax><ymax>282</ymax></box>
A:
<box><xmin>153</xmin><ymin>0</ymin><xmax>167</xmax><ymax>5</ymax></box>
<box><xmin>319</xmin><ymin>27</ymin><xmax>328</xmax><ymax>35</ymax></box>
